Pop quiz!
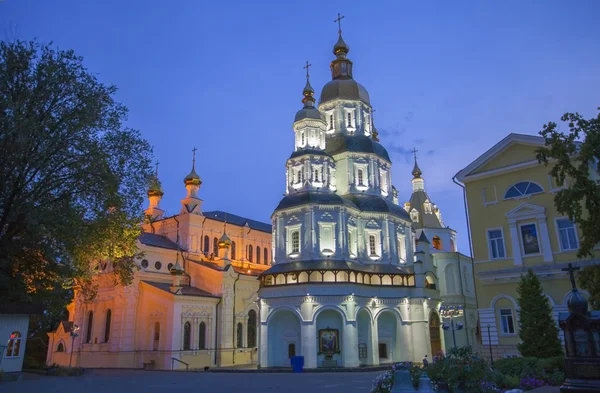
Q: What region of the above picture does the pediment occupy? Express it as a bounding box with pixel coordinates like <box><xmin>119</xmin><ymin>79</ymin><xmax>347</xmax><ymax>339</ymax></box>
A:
<box><xmin>506</xmin><ymin>203</ymin><xmax>546</xmax><ymax>220</ymax></box>
<box><xmin>366</xmin><ymin>219</ymin><xmax>379</xmax><ymax>228</ymax></box>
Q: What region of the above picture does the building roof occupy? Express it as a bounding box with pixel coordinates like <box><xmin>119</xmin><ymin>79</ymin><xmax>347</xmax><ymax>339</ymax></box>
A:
<box><xmin>138</xmin><ymin>232</ymin><xmax>180</xmax><ymax>250</ymax></box>
<box><xmin>260</xmin><ymin>260</ymin><xmax>411</xmax><ymax>276</ymax></box>
<box><xmin>408</xmin><ymin>189</ymin><xmax>443</xmax><ymax>229</ymax></box>
<box><xmin>142</xmin><ymin>281</ymin><xmax>219</xmax><ymax>298</ymax></box>
<box><xmin>289</xmin><ymin>149</ymin><xmax>333</xmax><ymax>160</ymax></box>
<box><xmin>325</xmin><ymin>134</ymin><xmax>391</xmax><ymax>163</ymax></box>
<box><xmin>319</xmin><ymin>78</ymin><xmax>370</xmax><ymax>106</ymax></box>
<box><xmin>204</xmin><ymin>210</ymin><xmax>272</xmax><ymax>233</ymax></box>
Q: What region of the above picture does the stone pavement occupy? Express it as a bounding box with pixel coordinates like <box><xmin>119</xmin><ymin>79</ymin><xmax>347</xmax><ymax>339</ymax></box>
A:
<box><xmin>2</xmin><ymin>369</ymin><xmax>380</xmax><ymax>393</ymax></box>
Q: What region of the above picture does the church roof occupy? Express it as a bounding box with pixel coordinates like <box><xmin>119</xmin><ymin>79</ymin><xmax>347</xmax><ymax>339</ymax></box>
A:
<box><xmin>138</xmin><ymin>232</ymin><xmax>180</xmax><ymax>250</ymax></box>
<box><xmin>289</xmin><ymin>149</ymin><xmax>333</xmax><ymax>160</ymax></box>
<box><xmin>319</xmin><ymin>78</ymin><xmax>370</xmax><ymax>106</ymax></box>
<box><xmin>325</xmin><ymin>134</ymin><xmax>391</xmax><ymax>162</ymax></box>
<box><xmin>143</xmin><ymin>281</ymin><xmax>218</xmax><ymax>298</ymax></box>
<box><xmin>274</xmin><ymin>191</ymin><xmax>411</xmax><ymax>221</ymax></box>
<box><xmin>260</xmin><ymin>260</ymin><xmax>410</xmax><ymax>276</ymax></box>
<box><xmin>408</xmin><ymin>189</ymin><xmax>443</xmax><ymax>229</ymax></box>
<box><xmin>204</xmin><ymin>210</ymin><xmax>272</xmax><ymax>233</ymax></box>
<box><xmin>0</xmin><ymin>303</ymin><xmax>44</xmax><ymax>315</ymax></box>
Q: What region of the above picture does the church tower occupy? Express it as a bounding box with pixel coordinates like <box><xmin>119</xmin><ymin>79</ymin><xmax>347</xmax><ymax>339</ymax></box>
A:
<box><xmin>145</xmin><ymin>163</ymin><xmax>165</xmax><ymax>221</ymax></box>
<box><xmin>259</xmin><ymin>16</ymin><xmax>440</xmax><ymax>370</ymax></box>
<box><xmin>180</xmin><ymin>147</ymin><xmax>203</xmax><ymax>215</ymax></box>
<box><xmin>404</xmin><ymin>152</ymin><xmax>457</xmax><ymax>252</ymax></box>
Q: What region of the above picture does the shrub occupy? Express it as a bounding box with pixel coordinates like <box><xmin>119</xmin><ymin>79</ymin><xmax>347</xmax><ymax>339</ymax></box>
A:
<box><xmin>520</xmin><ymin>377</ymin><xmax>546</xmax><ymax>390</ymax></box>
<box><xmin>410</xmin><ymin>364</ymin><xmax>422</xmax><ymax>390</ymax></box>
<box><xmin>546</xmin><ymin>371</ymin><xmax>565</xmax><ymax>386</ymax></box>
<box><xmin>538</xmin><ymin>356</ymin><xmax>565</xmax><ymax>374</ymax></box>
<box><xmin>371</xmin><ymin>370</ymin><xmax>394</xmax><ymax>393</ymax></box>
<box><xmin>23</xmin><ymin>355</ymin><xmax>44</xmax><ymax>370</ymax></box>
<box><xmin>493</xmin><ymin>357</ymin><xmax>543</xmax><ymax>378</ymax></box>
<box><xmin>46</xmin><ymin>366</ymin><xmax>85</xmax><ymax>377</ymax></box>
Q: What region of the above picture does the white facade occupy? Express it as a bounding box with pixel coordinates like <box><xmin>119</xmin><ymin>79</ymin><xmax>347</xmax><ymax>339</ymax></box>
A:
<box><xmin>258</xmin><ymin>32</ymin><xmax>460</xmax><ymax>368</ymax></box>
<box><xmin>0</xmin><ymin>313</ymin><xmax>30</xmax><ymax>373</ymax></box>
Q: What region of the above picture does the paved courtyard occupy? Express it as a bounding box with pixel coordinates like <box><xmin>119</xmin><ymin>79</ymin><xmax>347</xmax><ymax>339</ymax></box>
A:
<box><xmin>3</xmin><ymin>369</ymin><xmax>380</xmax><ymax>393</ymax></box>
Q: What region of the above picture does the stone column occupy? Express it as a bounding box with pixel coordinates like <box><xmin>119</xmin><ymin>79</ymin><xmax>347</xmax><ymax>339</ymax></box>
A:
<box><xmin>508</xmin><ymin>222</ymin><xmax>522</xmax><ymax>265</ymax></box>
<box><xmin>259</xmin><ymin>321</ymin><xmax>268</xmax><ymax>367</ymax></box>
<box><xmin>369</xmin><ymin>316</ymin><xmax>379</xmax><ymax>366</ymax></box>
<box><xmin>343</xmin><ymin>320</ymin><xmax>359</xmax><ymax>367</ymax></box>
<box><xmin>537</xmin><ymin>218</ymin><xmax>554</xmax><ymax>262</ymax></box>
<box><xmin>301</xmin><ymin>322</ymin><xmax>317</xmax><ymax>368</ymax></box>
<box><xmin>411</xmin><ymin>321</ymin><xmax>428</xmax><ymax>362</ymax></box>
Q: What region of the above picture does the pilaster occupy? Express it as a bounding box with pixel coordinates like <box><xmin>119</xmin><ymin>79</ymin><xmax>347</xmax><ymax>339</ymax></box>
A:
<box><xmin>537</xmin><ymin>218</ymin><xmax>554</xmax><ymax>262</ymax></box>
<box><xmin>508</xmin><ymin>223</ymin><xmax>522</xmax><ymax>266</ymax></box>
<box><xmin>343</xmin><ymin>320</ymin><xmax>359</xmax><ymax>367</ymax></box>
<box><xmin>301</xmin><ymin>322</ymin><xmax>317</xmax><ymax>368</ymax></box>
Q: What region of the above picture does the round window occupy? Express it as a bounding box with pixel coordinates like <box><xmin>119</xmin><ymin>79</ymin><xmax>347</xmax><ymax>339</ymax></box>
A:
<box><xmin>167</xmin><ymin>263</ymin><xmax>173</xmax><ymax>271</ymax></box>
<box><xmin>155</xmin><ymin>261</ymin><xmax>162</xmax><ymax>270</ymax></box>
<box><xmin>141</xmin><ymin>259</ymin><xmax>149</xmax><ymax>269</ymax></box>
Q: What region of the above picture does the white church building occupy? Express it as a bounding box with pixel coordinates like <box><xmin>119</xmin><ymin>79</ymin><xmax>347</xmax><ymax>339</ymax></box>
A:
<box><xmin>257</xmin><ymin>27</ymin><xmax>477</xmax><ymax>369</ymax></box>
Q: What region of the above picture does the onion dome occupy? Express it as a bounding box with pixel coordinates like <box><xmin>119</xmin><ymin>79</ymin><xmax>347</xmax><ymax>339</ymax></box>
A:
<box><xmin>566</xmin><ymin>289</ymin><xmax>588</xmax><ymax>314</ymax></box>
<box><xmin>170</xmin><ymin>256</ymin><xmax>184</xmax><ymax>276</ymax></box>
<box><xmin>294</xmin><ymin>62</ymin><xmax>326</xmax><ymax>123</ymax></box>
<box><xmin>412</xmin><ymin>159</ymin><xmax>423</xmax><ymax>179</ymax></box>
<box><xmin>184</xmin><ymin>148</ymin><xmax>202</xmax><ymax>186</ymax></box>
<box><xmin>218</xmin><ymin>231</ymin><xmax>231</xmax><ymax>249</ymax></box>
<box><xmin>333</xmin><ymin>34</ymin><xmax>350</xmax><ymax>57</ymax></box>
<box><xmin>147</xmin><ymin>174</ymin><xmax>164</xmax><ymax>198</ymax></box>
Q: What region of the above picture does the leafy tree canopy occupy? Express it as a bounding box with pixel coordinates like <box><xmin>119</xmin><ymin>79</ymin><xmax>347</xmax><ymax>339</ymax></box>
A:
<box><xmin>0</xmin><ymin>40</ymin><xmax>153</xmax><ymax>327</ymax></box>
<box><xmin>536</xmin><ymin>108</ymin><xmax>600</xmax><ymax>310</ymax></box>
<box><xmin>516</xmin><ymin>269</ymin><xmax>563</xmax><ymax>358</ymax></box>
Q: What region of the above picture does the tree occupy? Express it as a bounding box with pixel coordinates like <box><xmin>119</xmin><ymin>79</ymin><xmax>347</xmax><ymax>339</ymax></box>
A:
<box><xmin>0</xmin><ymin>40</ymin><xmax>153</xmax><ymax>316</ymax></box>
<box><xmin>536</xmin><ymin>108</ymin><xmax>600</xmax><ymax>309</ymax></box>
<box><xmin>516</xmin><ymin>269</ymin><xmax>563</xmax><ymax>358</ymax></box>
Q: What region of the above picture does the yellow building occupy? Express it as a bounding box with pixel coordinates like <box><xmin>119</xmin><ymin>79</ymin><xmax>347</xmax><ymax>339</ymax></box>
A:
<box><xmin>455</xmin><ymin>133</ymin><xmax>598</xmax><ymax>359</ymax></box>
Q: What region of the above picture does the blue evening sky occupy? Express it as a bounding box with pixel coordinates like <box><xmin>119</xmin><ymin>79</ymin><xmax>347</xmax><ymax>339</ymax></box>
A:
<box><xmin>2</xmin><ymin>1</ymin><xmax>599</xmax><ymax>254</ymax></box>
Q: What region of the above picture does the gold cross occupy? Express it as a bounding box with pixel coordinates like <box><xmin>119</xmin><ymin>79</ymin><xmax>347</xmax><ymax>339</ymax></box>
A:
<box><xmin>411</xmin><ymin>147</ymin><xmax>418</xmax><ymax>161</ymax></box>
<box><xmin>303</xmin><ymin>61</ymin><xmax>312</xmax><ymax>79</ymax></box>
<box><xmin>154</xmin><ymin>161</ymin><xmax>160</xmax><ymax>177</ymax></box>
<box><xmin>334</xmin><ymin>13</ymin><xmax>345</xmax><ymax>35</ymax></box>
<box><xmin>192</xmin><ymin>146</ymin><xmax>197</xmax><ymax>167</ymax></box>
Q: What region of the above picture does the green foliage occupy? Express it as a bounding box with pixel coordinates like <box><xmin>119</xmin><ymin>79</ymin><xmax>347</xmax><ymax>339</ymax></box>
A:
<box><xmin>493</xmin><ymin>357</ymin><xmax>544</xmax><ymax>378</ymax></box>
<box><xmin>536</xmin><ymin>108</ymin><xmax>600</xmax><ymax>258</ymax></box>
<box><xmin>516</xmin><ymin>269</ymin><xmax>563</xmax><ymax>358</ymax></box>
<box><xmin>23</xmin><ymin>355</ymin><xmax>44</xmax><ymax>370</ymax></box>
<box><xmin>425</xmin><ymin>346</ymin><xmax>492</xmax><ymax>393</ymax></box>
<box><xmin>492</xmin><ymin>356</ymin><xmax>565</xmax><ymax>387</ymax></box>
<box><xmin>547</xmin><ymin>371</ymin><xmax>565</xmax><ymax>386</ymax></box>
<box><xmin>0</xmin><ymin>40</ymin><xmax>153</xmax><ymax>319</ymax></box>
<box><xmin>410</xmin><ymin>364</ymin><xmax>422</xmax><ymax>389</ymax></box>
<box><xmin>46</xmin><ymin>365</ymin><xmax>85</xmax><ymax>377</ymax></box>
<box><xmin>577</xmin><ymin>264</ymin><xmax>600</xmax><ymax>310</ymax></box>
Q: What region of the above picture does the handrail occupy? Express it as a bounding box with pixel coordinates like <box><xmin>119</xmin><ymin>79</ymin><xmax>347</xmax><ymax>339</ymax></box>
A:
<box><xmin>171</xmin><ymin>357</ymin><xmax>189</xmax><ymax>371</ymax></box>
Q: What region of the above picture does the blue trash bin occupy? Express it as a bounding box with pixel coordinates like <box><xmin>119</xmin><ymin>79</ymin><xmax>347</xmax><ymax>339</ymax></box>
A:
<box><xmin>290</xmin><ymin>356</ymin><xmax>304</xmax><ymax>373</ymax></box>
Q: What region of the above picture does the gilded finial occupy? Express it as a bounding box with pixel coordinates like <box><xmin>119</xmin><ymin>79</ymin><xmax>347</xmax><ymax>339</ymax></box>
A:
<box><xmin>183</xmin><ymin>146</ymin><xmax>202</xmax><ymax>186</ymax></box>
<box><xmin>302</xmin><ymin>61</ymin><xmax>315</xmax><ymax>107</ymax></box>
<box><xmin>411</xmin><ymin>147</ymin><xmax>422</xmax><ymax>178</ymax></box>
<box><xmin>334</xmin><ymin>13</ymin><xmax>345</xmax><ymax>36</ymax></box>
<box><xmin>148</xmin><ymin>160</ymin><xmax>163</xmax><ymax>197</ymax></box>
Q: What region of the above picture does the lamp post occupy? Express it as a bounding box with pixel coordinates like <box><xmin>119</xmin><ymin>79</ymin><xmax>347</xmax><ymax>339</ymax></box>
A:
<box><xmin>440</xmin><ymin>304</ymin><xmax>464</xmax><ymax>350</ymax></box>
<box><xmin>487</xmin><ymin>324</ymin><xmax>494</xmax><ymax>366</ymax></box>
<box><xmin>69</xmin><ymin>324</ymin><xmax>80</xmax><ymax>368</ymax></box>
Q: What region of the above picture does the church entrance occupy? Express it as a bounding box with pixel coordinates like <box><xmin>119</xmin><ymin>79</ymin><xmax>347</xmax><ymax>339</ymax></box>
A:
<box><xmin>429</xmin><ymin>312</ymin><xmax>442</xmax><ymax>356</ymax></box>
<box><xmin>267</xmin><ymin>310</ymin><xmax>301</xmax><ymax>367</ymax></box>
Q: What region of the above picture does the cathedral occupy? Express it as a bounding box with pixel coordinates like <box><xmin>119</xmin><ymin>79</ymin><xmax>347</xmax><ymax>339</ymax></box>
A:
<box><xmin>256</xmin><ymin>26</ymin><xmax>476</xmax><ymax>368</ymax></box>
<box><xmin>45</xmin><ymin>22</ymin><xmax>476</xmax><ymax>371</ymax></box>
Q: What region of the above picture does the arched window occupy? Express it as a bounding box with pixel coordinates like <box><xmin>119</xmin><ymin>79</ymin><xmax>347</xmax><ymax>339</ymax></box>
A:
<box><xmin>213</xmin><ymin>237</ymin><xmax>218</xmax><ymax>255</ymax></box>
<box><xmin>297</xmin><ymin>170</ymin><xmax>302</xmax><ymax>183</ymax></box>
<box><xmin>104</xmin><ymin>309</ymin><xmax>112</xmax><ymax>343</ymax></box>
<box><xmin>203</xmin><ymin>235</ymin><xmax>209</xmax><ymax>254</ymax></box>
<box><xmin>153</xmin><ymin>322</ymin><xmax>160</xmax><ymax>351</ymax></box>
<box><xmin>236</xmin><ymin>323</ymin><xmax>243</xmax><ymax>348</ymax></box>
<box><xmin>301</xmin><ymin>131</ymin><xmax>305</xmax><ymax>146</ymax></box>
<box><xmin>256</xmin><ymin>247</ymin><xmax>261</xmax><ymax>264</ymax></box>
<box><xmin>369</xmin><ymin>235</ymin><xmax>377</xmax><ymax>255</ymax></box>
<box><xmin>445</xmin><ymin>264</ymin><xmax>457</xmax><ymax>294</ymax></box>
<box><xmin>357</xmin><ymin>169</ymin><xmax>364</xmax><ymax>186</ymax></box>
<box><xmin>85</xmin><ymin>311</ymin><xmax>93</xmax><ymax>344</ymax></box>
<box><xmin>504</xmin><ymin>181</ymin><xmax>544</xmax><ymax>199</ymax></box>
<box><xmin>6</xmin><ymin>332</ymin><xmax>22</xmax><ymax>357</ymax></box>
<box><xmin>263</xmin><ymin>247</ymin><xmax>268</xmax><ymax>264</ymax></box>
<box><xmin>183</xmin><ymin>322</ymin><xmax>191</xmax><ymax>350</ymax></box>
<box><xmin>347</xmin><ymin>112</ymin><xmax>352</xmax><ymax>127</ymax></box>
<box><xmin>314</xmin><ymin>169</ymin><xmax>319</xmax><ymax>182</ymax></box>
<box><xmin>248</xmin><ymin>245</ymin><xmax>253</xmax><ymax>262</ymax></box>
<box><xmin>56</xmin><ymin>342</ymin><xmax>65</xmax><ymax>352</ymax></box>
<box><xmin>329</xmin><ymin>114</ymin><xmax>334</xmax><ymax>130</ymax></box>
<box><xmin>231</xmin><ymin>241</ymin><xmax>236</xmax><ymax>260</ymax></box>
<box><xmin>199</xmin><ymin>322</ymin><xmax>206</xmax><ymax>350</ymax></box>
<box><xmin>247</xmin><ymin>310</ymin><xmax>257</xmax><ymax>347</ymax></box>
<box><xmin>291</xmin><ymin>231</ymin><xmax>300</xmax><ymax>253</ymax></box>
<box><xmin>432</xmin><ymin>236</ymin><xmax>442</xmax><ymax>250</ymax></box>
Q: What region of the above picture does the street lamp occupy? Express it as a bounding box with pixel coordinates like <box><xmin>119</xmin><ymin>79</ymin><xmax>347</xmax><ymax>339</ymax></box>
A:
<box><xmin>69</xmin><ymin>324</ymin><xmax>80</xmax><ymax>368</ymax></box>
<box><xmin>440</xmin><ymin>304</ymin><xmax>464</xmax><ymax>350</ymax></box>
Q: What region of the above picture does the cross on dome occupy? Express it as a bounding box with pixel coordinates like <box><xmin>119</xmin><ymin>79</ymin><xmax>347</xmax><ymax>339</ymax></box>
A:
<box><xmin>562</xmin><ymin>263</ymin><xmax>581</xmax><ymax>290</ymax></box>
<box><xmin>303</xmin><ymin>61</ymin><xmax>312</xmax><ymax>79</ymax></box>
<box><xmin>334</xmin><ymin>13</ymin><xmax>345</xmax><ymax>35</ymax></box>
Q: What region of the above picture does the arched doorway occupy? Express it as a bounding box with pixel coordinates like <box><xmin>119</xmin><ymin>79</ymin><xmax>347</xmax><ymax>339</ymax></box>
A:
<box><xmin>377</xmin><ymin>311</ymin><xmax>399</xmax><ymax>364</ymax></box>
<box><xmin>267</xmin><ymin>309</ymin><xmax>301</xmax><ymax>367</ymax></box>
<box><xmin>429</xmin><ymin>312</ymin><xmax>442</xmax><ymax>356</ymax></box>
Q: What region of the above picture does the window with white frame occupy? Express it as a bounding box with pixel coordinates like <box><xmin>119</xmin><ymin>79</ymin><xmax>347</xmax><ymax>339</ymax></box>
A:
<box><xmin>318</xmin><ymin>222</ymin><xmax>335</xmax><ymax>254</ymax></box>
<box><xmin>5</xmin><ymin>331</ymin><xmax>22</xmax><ymax>358</ymax></box>
<box><xmin>519</xmin><ymin>223</ymin><xmax>541</xmax><ymax>255</ymax></box>
<box><xmin>368</xmin><ymin>235</ymin><xmax>377</xmax><ymax>256</ymax></box>
<box><xmin>499</xmin><ymin>309</ymin><xmax>515</xmax><ymax>334</ymax></box>
<box><xmin>291</xmin><ymin>231</ymin><xmax>300</xmax><ymax>253</ymax></box>
<box><xmin>397</xmin><ymin>234</ymin><xmax>407</xmax><ymax>263</ymax></box>
<box><xmin>357</xmin><ymin>169</ymin><xmax>364</xmax><ymax>186</ymax></box>
<box><xmin>556</xmin><ymin>218</ymin><xmax>578</xmax><ymax>251</ymax></box>
<box><xmin>380</xmin><ymin>169</ymin><xmax>388</xmax><ymax>195</ymax></box>
<box><xmin>487</xmin><ymin>229</ymin><xmax>506</xmax><ymax>259</ymax></box>
<box><xmin>329</xmin><ymin>114</ymin><xmax>334</xmax><ymax>130</ymax></box>
<box><xmin>423</xmin><ymin>200</ymin><xmax>432</xmax><ymax>214</ymax></box>
<box><xmin>549</xmin><ymin>175</ymin><xmax>567</xmax><ymax>192</ymax></box>
<box><xmin>300</xmin><ymin>131</ymin><xmax>305</xmax><ymax>146</ymax></box>
<box><xmin>481</xmin><ymin>186</ymin><xmax>498</xmax><ymax>205</ymax></box>
<box><xmin>410</xmin><ymin>209</ymin><xmax>419</xmax><ymax>223</ymax></box>
<box><xmin>348</xmin><ymin>227</ymin><xmax>357</xmax><ymax>257</ymax></box>
<box><xmin>347</xmin><ymin>111</ymin><xmax>352</xmax><ymax>127</ymax></box>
